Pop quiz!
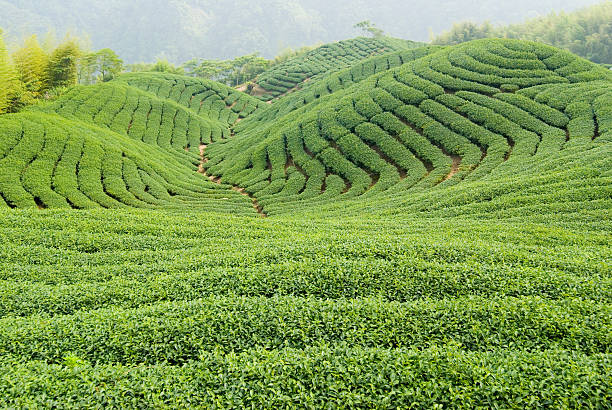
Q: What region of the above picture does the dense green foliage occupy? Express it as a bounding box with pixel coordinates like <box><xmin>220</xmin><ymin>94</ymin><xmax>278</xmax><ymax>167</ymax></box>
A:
<box><xmin>0</xmin><ymin>209</ymin><xmax>609</xmax><ymax>407</ymax></box>
<box><xmin>46</xmin><ymin>39</ymin><xmax>81</xmax><ymax>88</ymax></box>
<box><xmin>206</xmin><ymin>39</ymin><xmax>612</xmax><ymax>217</ymax></box>
<box><xmin>0</xmin><ymin>72</ymin><xmax>265</xmax><ymax>212</ymax></box>
<box><xmin>434</xmin><ymin>1</ymin><xmax>612</xmax><ymax>64</ymax></box>
<box><xmin>183</xmin><ymin>53</ymin><xmax>271</xmax><ymax>87</ymax></box>
<box><xmin>0</xmin><ymin>30</ymin><xmax>16</xmax><ymax>113</ymax></box>
<box><xmin>79</xmin><ymin>48</ymin><xmax>123</xmax><ymax>84</ymax></box>
<box><xmin>0</xmin><ymin>37</ymin><xmax>610</xmax><ymax>406</ymax></box>
<box><xmin>250</xmin><ymin>37</ymin><xmax>421</xmax><ymax>100</ymax></box>
<box><xmin>0</xmin><ymin>31</ymin><xmax>123</xmax><ymax>113</ymax></box>
<box><xmin>246</xmin><ymin>46</ymin><xmax>444</xmax><ymax>123</ymax></box>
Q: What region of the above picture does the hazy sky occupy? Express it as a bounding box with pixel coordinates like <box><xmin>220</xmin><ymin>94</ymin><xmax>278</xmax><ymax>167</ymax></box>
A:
<box><xmin>0</xmin><ymin>0</ymin><xmax>607</xmax><ymax>61</ymax></box>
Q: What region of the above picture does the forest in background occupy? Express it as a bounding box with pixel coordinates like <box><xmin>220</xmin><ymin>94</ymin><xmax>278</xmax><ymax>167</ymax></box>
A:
<box><xmin>0</xmin><ymin>0</ymin><xmax>604</xmax><ymax>63</ymax></box>
<box><xmin>434</xmin><ymin>1</ymin><xmax>612</xmax><ymax>64</ymax></box>
<box><xmin>0</xmin><ymin>28</ymin><xmax>321</xmax><ymax>114</ymax></box>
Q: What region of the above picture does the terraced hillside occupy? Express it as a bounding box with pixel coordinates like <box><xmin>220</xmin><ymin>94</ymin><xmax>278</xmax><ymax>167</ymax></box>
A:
<box><xmin>248</xmin><ymin>37</ymin><xmax>422</xmax><ymax>100</ymax></box>
<box><xmin>0</xmin><ymin>38</ymin><xmax>610</xmax><ymax>407</ymax></box>
<box><xmin>206</xmin><ymin>39</ymin><xmax>612</xmax><ymax>216</ymax></box>
<box><xmin>245</xmin><ymin>45</ymin><xmax>444</xmax><ymax>125</ymax></box>
<box><xmin>0</xmin><ymin>74</ymin><xmax>266</xmax><ymax>213</ymax></box>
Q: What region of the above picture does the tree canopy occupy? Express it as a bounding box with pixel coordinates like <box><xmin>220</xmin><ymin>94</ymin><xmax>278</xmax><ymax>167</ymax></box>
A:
<box><xmin>354</xmin><ymin>21</ymin><xmax>385</xmax><ymax>39</ymax></box>
<box><xmin>434</xmin><ymin>1</ymin><xmax>612</xmax><ymax>64</ymax></box>
<box><xmin>79</xmin><ymin>48</ymin><xmax>123</xmax><ymax>84</ymax></box>
<box><xmin>0</xmin><ymin>30</ymin><xmax>14</xmax><ymax>113</ymax></box>
<box><xmin>182</xmin><ymin>54</ymin><xmax>270</xmax><ymax>86</ymax></box>
<box><xmin>12</xmin><ymin>35</ymin><xmax>48</xmax><ymax>96</ymax></box>
<box><xmin>46</xmin><ymin>39</ymin><xmax>81</xmax><ymax>88</ymax></box>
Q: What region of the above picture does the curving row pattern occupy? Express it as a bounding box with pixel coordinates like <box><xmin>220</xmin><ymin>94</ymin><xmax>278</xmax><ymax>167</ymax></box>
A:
<box><xmin>118</xmin><ymin>73</ymin><xmax>266</xmax><ymax>126</ymax></box>
<box><xmin>1</xmin><ymin>39</ymin><xmax>610</xmax><ymax>215</ymax></box>
<box><xmin>251</xmin><ymin>37</ymin><xmax>422</xmax><ymax>100</ymax></box>
<box><xmin>0</xmin><ymin>80</ymin><xmax>258</xmax><ymax>213</ymax></box>
<box><xmin>206</xmin><ymin>39</ymin><xmax>612</xmax><ymax>216</ymax></box>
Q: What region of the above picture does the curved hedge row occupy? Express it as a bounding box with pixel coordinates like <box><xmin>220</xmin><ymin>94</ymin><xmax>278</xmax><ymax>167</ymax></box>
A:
<box><xmin>252</xmin><ymin>37</ymin><xmax>423</xmax><ymax>99</ymax></box>
<box><xmin>2</xmin><ymin>347</ymin><xmax>609</xmax><ymax>408</ymax></box>
<box><xmin>0</xmin><ymin>111</ymin><xmax>254</xmax><ymax>212</ymax></box>
<box><xmin>45</xmin><ymin>81</ymin><xmax>232</xmax><ymax>157</ymax></box>
<box><xmin>243</xmin><ymin>46</ymin><xmax>443</xmax><ymax>126</ymax></box>
<box><xmin>118</xmin><ymin>72</ymin><xmax>266</xmax><ymax>125</ymax></box>
<box><xmin>0</xmin><ymin>207</ymin><xmax>609</xmax><ymax>406</ymax></box>
<box><xmin>3</xmin><ymin>38</ymin><xmax>609</xmax><ymax>216</ymax></box>
<box><xmin>0</xmin><ymin>38</ymin><xmax>611</xmax><ymax>407</ymax></box>
<box><xmin>1</xmin><ymin>295</ymin><xmax>609</xmax><ymax>364</ymax></box>
<box><xmin>206</xmin><ymin>39</ymin><xmax>612</xmax><ymax>215</ymax></box>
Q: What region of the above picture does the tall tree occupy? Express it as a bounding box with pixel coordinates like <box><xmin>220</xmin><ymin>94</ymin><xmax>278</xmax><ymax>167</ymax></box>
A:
<box><xmin>79</xmin><ymin>48</ymin><xmax>123</xmax><ymax>84</ymax></box>
<box><xmin>0</xmin><ymin>30</ymin><xmax>11</xmax><ymax>113</ymax></box>
<box><xmin>95</xmin><ymin>48</ymin><xmax>123</xmax><ymax>81</ymax></box>
<box><xmin>432</xmin><ymin>21</ymin><xmax>495</xmax><ymax>45</ymax></box>
<box><xmin>353</xmin><ymin>21</ymin><xmax>385</xmax><ymax>39</ymax></box>
<box><xmin>0</xmin><ymin>30</ymin><xmax>24</xmax><ymax>114</ymax></box>
<box><xmin>46</xmin><ymin>39</ymin><xmax>81</xmax><ymax>88</ymax></box>
<box><xmin>150</xmin><ymin>59</ymin><xmax>184</xmax><ymax>74</ymax></box>
<box><xmin>183</xmin><ymin>53</ymin><xmax>270</xmax><ymax>86</ymax></box>
<box><xmin>12</xmin><ymin>35</ymin><xmax>49</xmax><ymax>96</ymax></box>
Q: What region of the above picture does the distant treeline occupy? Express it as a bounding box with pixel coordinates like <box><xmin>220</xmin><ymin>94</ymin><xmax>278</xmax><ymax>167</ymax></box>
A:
<box><xmin>127</xmin><ymin>45</ymin><xmax>317</xmax><ymax>88</ymax></box>
<box><xmin>433</xmin><ymin>1</ymin><xmax>612</xmax><ymax>64</ymax></box>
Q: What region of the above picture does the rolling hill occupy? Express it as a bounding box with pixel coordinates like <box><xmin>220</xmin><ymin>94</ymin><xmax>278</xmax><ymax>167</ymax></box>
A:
<box><xmin>0</xmin><ymin>38</ymin><xmax>610</xmax><ymax>407</ymax></box>
<box><xmin>206</xmin><ymin>39</ymin><xmax>612</xmax><ymax>216</ymax></box>
<box><xmin>246</xmin><ymin>37</ymin><xmax>423</xmax><ymax>100</ymax></box>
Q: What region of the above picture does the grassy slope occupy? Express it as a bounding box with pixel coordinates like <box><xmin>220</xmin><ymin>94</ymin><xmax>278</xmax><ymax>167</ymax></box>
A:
<box><xmin>250</xmin><ymin>37</ymin><xmax>423</xmax><ymax>100</ymax></box>
<box><xmin>0</xmin><ymin>38</ymin><xmax>610</xmax><ymax>407</ymax></box>
<box><xmin>207</xmin><ymin>39</ymin><xmax>612</xmax><ymax>217</ymax></box>
<box><xmin>0</xmin><ymin>75</ymin><xmax>266</xmax><ymax>214</ymax></box>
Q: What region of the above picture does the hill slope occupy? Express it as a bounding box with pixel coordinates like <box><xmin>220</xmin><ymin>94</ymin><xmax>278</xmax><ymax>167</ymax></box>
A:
<box><xmin>0</xmin><ymin>38</ymin><xmax>610</xmax><ymax>407</ymax></box>
<box><xmin>248</xmin><ymin>37</ymin><xmax>422</xmax><ymax>100</ymax></box>
<box><xmin>0</xmin><ymin>75</ymin><xmax>266</xmax><ymax>213</ymax></box>
<box><xmin>1</xmin><ymin>38</ymin><xmax>610</xmax><ymax>214</ymax></box>
<box><xmin>205</xmin><ymin>39</ymin><xmax>612</xmax><ymax>215</ymax></box>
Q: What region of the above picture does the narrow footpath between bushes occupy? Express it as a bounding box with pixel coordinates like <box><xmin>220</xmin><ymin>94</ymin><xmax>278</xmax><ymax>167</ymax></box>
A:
<box><xmin>198</xmin><ymin>144</ymin><xmax>267</xmax><ymax>218</ymax></box>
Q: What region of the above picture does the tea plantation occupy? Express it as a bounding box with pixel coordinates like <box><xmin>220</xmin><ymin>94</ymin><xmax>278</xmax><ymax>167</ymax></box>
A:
<box><xmin>249</xmin><ymin>37</ymin><xmax>422</xmax><ymax>100</ymax></box>
<box><xmin>0</xmin><ymin>38</ymin><xmax>610</xmax><ymax>407</ymax></box>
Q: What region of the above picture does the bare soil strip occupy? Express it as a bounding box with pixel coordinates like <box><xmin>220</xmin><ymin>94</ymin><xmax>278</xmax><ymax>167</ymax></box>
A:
<box><xmin>198</xmin><ymin>144</ymin><xmax>267</xmax><ymax>217</ymax></box>
<box><xmin>442</xmin><ymin>155</ymin><xmax>462</xmax><ymax>182</ymax></box>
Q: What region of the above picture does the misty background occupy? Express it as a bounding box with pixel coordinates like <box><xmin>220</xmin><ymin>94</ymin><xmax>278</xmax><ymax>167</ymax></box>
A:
<box><xmin>0</xmin><ymin>0</ymin><xmax>606</xmax><ymax>63</ymax></box>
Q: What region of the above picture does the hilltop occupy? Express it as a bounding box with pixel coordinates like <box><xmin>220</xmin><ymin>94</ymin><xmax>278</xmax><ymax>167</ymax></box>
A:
<box><xmin>435</xmin><ymin>1</ymin><xmax>612</xmax><ymax>64</ymax></box>
<box><xmin>0</xmin><ymin>38</ymin><xmax>610</xmax><ymax>407</ymax></box>
<box><xmin>246</xmin><ymin>37</ymin><xmax>422</xmax><ymax>100</ymax></box>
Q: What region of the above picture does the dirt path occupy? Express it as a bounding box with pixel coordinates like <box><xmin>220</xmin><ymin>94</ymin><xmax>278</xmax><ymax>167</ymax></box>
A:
<box><xmin>198</xmin><ymin>144</ymin><xmax>267</xmax><ymax>217</ymax></box>
<box><xmin>442</xmin><ymin>155</ymin><xmax>462</xmax><ymax>182</ymax></box>
<box><xmin>249</xmin><ymin>84</ymin><xmax>270</xmax><ymax>97</ymax></box>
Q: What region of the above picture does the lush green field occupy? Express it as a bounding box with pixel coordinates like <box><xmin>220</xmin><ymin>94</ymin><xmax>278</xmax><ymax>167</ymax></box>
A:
<box><xmin>249</xmin><ymin>37</ymin><xmax>422</xmax><ymax>100</ymax></box>
<box><xmin>0</xmin><ymin>209</ymin><xmax>610</xmax><ymax>407</ymax></box>
<box><xmin>0</xmin><ymin>38</ymin><xmax>610</xmax><ymax>407</ymax></box>
<box><xmin>207</xmin><ymin>39</ymin><xmax>612</xmax><ymax>217</ymax></box>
